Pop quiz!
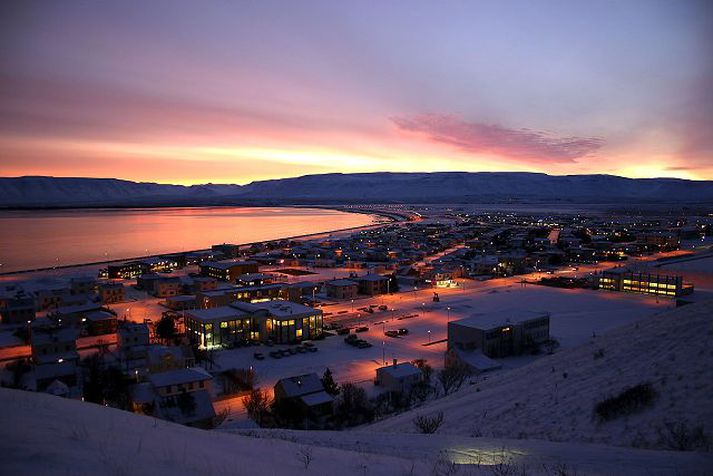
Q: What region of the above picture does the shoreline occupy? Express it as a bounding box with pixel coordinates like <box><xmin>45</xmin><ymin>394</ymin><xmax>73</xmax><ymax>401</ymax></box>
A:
<box><xmin>0</xmin><ymin>206</ymin><xmax>408</xmax><ymax>277</ymax></box>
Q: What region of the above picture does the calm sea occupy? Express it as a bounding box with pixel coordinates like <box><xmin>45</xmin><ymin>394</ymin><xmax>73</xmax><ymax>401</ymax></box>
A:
<box><xmin>0</xmin><ymin>207</ymin><xmax>376</xmax><ymax>273</ymax></box>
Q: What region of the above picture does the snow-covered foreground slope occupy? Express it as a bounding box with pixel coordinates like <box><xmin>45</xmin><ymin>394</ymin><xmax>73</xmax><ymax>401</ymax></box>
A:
<box><xmin>0</xmin><ymin>387</ymin><xmax>426</xmax><ymax>476</ymax></box>
<box><xmin>368</xmin><ymin>301</ymin><xmax>713</xmax><ymax>451</ymax></box>
<box><xmin>1</xmin><ymin>387</ymin><xmax>710</xmax><ymax>476</ymax></box>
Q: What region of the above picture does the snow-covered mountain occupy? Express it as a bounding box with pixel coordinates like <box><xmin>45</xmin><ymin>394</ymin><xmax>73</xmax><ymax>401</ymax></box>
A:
<box><xmin>1</xmin><ymin>173</ymin><xmax>712</xmax><ymax>207</ymax></box>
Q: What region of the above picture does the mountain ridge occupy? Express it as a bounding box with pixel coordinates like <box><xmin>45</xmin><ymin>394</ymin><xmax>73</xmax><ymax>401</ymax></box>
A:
<box><xmin>1</xmin><ymin>172</ymin><xmax>712</xmax><ymax>207</ymax></box>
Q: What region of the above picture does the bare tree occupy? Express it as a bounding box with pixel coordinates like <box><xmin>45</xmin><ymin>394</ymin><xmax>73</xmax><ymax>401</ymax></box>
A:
<box><xmin>296</xmin><ymin>446</ymin><xmax>313</xmax><ymax>470</ymax></box>
<box><xmin>437</xmin><ymin>362</ymin><xmax>471</xmax><ymax>396</ymax></box>
<box><xmin>413</xmin><ymin>411</ymin><xmax>444</xmax><ymax>434</ymax></box>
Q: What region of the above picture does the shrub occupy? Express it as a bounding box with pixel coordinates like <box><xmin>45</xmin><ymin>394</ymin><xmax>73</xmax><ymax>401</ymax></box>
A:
<box><xmin>594</xmin><ymin>382</ymin><xmax>656</xmax><ymax>422</ymax></box>
<box><xmin>413</xmin><ymin>411</ymin><xmax>444</xmax><ymax>434</ymax></box>
<box><xmin>242</xmin><ymin>388</ymin><xmax>271</xmax><ymax>426</ymax></box>
<box><xmin>657</xmin><ymin>420</ymin><xmax>710</xmax><ymax>451</ymax></box>
<box><xmin>334</xmin><ymin>382</ymin><xmax>373</xmax><ymax>426</ymax></box>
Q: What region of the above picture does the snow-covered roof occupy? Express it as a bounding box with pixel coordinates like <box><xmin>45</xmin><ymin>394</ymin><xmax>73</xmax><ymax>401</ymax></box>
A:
<box><xmin>376</xmin><ymin>362</ymin><xmax>422</xmax><ymax>379</ymax></box>
<box><xmin>451</xmin><ymin>348</ymin><xmax>502</xmax><ymax>372</ymax></box>
<box><xmin>452</xmin><ymin>309</ymin><xmax>549</xmax><ymax>330</ymax></box>
<box><xmin>300</xmin><ymin>391</ymin><xmax>334</xmax><ymax>407</ymax></box>
<box><xmin>257</xmin><ymin>300</ymin><xmax>319</xmax><ymax>318</ymax></box>
<box><xmin>359</xmin><ymin>274</ymin><xmax>388</xmax><ymax>282</ymax></box>
<box><xmin>275</xmin><ymin>373</ymin><xmax>324</xmax><ymax>398</ymax></box>
<box><xmin>54</xmin><ymin>301</ymin><xmax>101</xmax><ymax>315</ymax></box>
<box><xmin>326</xmin><ymin>279</ymin><xmax>358</xmax><ymax>287</ymax></box>
<box><xmin>185</xmin><ymin>306</ymin><xmax>250</xmax><ymax>322</ymax></box>
<box><xmin>85</xmin><ymin>310</ymin><xmax>116</xmax><ymax>322</ymax></box>
<box><xmin>200</xmin><ymin>260</ymin><xmax>257</xmax><ymax>270</ymax></box>
<box><xmin>148</xmin><ymin>367</ymin><xmax>212</xmax><ymax>388</ymax></box>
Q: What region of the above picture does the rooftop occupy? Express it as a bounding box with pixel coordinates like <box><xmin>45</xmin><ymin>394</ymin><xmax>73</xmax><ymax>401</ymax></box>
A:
<box><xmin>451</xmin><ymin>309</ymin><xmax>549</xmax><ymax>330</ymax></box>
<box><xmin>275</xmin><ymin>373</ymin><xmax>324</xmax><ymax>398</ymax></box>
<box><xmin>376</xmin><ymin>362</ymin><xmax>422</xmax><ymax>379</ymax></box>
<box><xmin>257</xmin><ymin>300</ymin><xmax>319</xmax><ymax>318</ymax></box>
<box><xmin>147</xmin><ymin>367</ymin><xmax>212</xmax><ymax>388</ymax></box>
<box><xmin>200</xmin><ymin>260</ymin><xmax>258</xmax><ymax>270</ymax></box>
<box><xmin>326</xmin><ymin>279</ymin><xmax>358</xmax><ymax>287</ymax></box>
<box><xmin>185</xmin><ymin>306</ymin><xmax>250</xmax><ymax>322</ymax></box>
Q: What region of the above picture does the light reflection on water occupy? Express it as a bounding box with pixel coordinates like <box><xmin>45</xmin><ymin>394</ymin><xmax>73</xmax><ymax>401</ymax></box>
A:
<box><xmin>0</xmin><ymin>206</ymin><xmax>375</xmax><ymax>273</ymax></box>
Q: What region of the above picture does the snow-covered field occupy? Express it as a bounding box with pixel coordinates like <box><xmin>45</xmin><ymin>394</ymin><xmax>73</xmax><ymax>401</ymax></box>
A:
<box><xmin>367</xmin><ymin>300</ymin><xmax>713</xmax><ymax>453</ymax></box>
<box><xmin>1</xmin><ymin>386</ymin><xmax>710</xmax><ymax>476</ymax></box>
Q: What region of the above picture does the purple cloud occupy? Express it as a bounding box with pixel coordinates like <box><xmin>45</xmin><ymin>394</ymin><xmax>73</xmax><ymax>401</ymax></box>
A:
<box><xmin>391</xmin><ymin>113</ymin><xmax>604</xmax><ymax>163</ymax></box>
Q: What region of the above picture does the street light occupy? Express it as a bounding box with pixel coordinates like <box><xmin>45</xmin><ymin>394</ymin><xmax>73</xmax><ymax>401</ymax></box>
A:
<box><xmin>447</xmin><ymin>306</ymin><xmax>451</xmax><ymax>322</ymax></box>
<box><xmin>427</xmin><ymin>329</ymin><xmax>431</xmax><ymax>343</ymax></box>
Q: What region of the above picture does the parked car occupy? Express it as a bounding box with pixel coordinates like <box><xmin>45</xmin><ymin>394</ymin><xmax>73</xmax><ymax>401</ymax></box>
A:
<box><xmin>363</xmin><ymin>308</ymin><xmax>374</xmax><ymax>314</ymax></box>
<box><xmin>337</xmin><ymin>328</ymin><xmax>351</xmax><ymax>335</ymax></box>
<box><xmin>355</xmin><ymin>326</ymin><xmax>369</xmax><ymax>333</ymax></box>
<box><xmin>357</xmin><ymin>341</ymin><xmax>372</xmax><ymax>348</ymax></box>
<box><xmin>384</xmin><ymin>330</ymin><xmax>399</xmax><ymax>338</ymax></box>
<box><xmin>303</xmin><ymin>342</ymin><xmax>315</xmax><ymax>348</ymax></box>
<box><xmin>344</xmin><ymin>334</ymin><xmax>358</xmax><ymax>344</ymax></box>
<box><xmin>378</xmin><ymin>305</ymin><xmax>388</xmax><ymax>311</ymax></box>
<box><xmin>296</xmin><ymin>346</ymin><xmax>307</xmax><ymax>353</ymax></box>
<box><xmin>269</xmin><ymin>351</ymin><xmax>282</xmax><ymax>359</ymax></box>
<box><xmin>288</xmin><ymin>347</ymin><xmax>297</xmax><ymax>355</ymax></box>
<box><xmin>397</xmin><ymin>328</ymin><xmax>409</xmax><ymax>335</ymax></box>
<box><xmin>308</xmin><ymin>346</ymin><xmax>318</xmax><ymax>352</ymax></box>
<box><xmin>253</xmin><ymin>352</ymin><xmax>265</xmax><ymax>360</ymax></box>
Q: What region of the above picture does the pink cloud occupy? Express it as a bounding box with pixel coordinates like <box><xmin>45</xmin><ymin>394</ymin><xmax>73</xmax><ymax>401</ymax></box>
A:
<box><xmin>391</xmin><ymin>113</ymin><xmax>604</xmax><ymax>163</ymax></box>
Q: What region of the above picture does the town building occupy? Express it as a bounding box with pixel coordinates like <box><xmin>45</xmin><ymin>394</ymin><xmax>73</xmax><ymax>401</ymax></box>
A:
<box><xmin>211</xmin><ymin>243</ymin><xmax>241</xmax><ymax>259</ymax></box>
<box><xmin>185</xmin><ymin>300</ymin><xmax>323</xmax><ymax>348</ymax></box>
<box><xmin>325</xmin><ymin>279</ymin><xmax>359</xmax><ymax>300</ymax></box>
<box><xmin>29</xmin><ymin>326</ymin><xmax>82</xmax><ymax>396</ymax></box>
<box><xmin>69</xmin><ymin>276</ymin><xmax>97</xmax><ymax>295</ymax></box>
<box><xmin>118</xmin><ymin>322</ymin><xmax>151</xmax><ymax>348</ymax></box>
<box><xmin>165</xmin><ymin>295</ymin><xmax>198</xmax><ymax>311</ymax></box>
<box><xmin>375</xmin><ymin>361</ymin><xmax>423</xmax><ymax>394</ymax></box>
<box><xmin>184</xmin><ymin>304</ymin><xmax>259</xmax><ymax>348</ymax></box>
<box><xmin>84</xmin><ymin>309</ymin><xmax>119</xmax><ymax>335</ymax></box>
<box><xmin>0</xmin><ymin>288</ymin><xmax>36</xmax><ymax>325</ymax></box>
<box><xmin>143</xmin><ymin>367</ymin><xmax>215</xmax><ymax>428</ymax></box>
<box><xmin>598</xmin><ymin>269</ymin><xmax>693</xmax><ymax>297</ymax></box>
<box><xmin>447</xmin><ymin>310</ymin><xmax>550</xmax><ymax>358</ymax></box>
<box><xmin>273</xmin><ymin>373</ymin><xmax>333</xmax><ymax>418</ymax></box>
<box><xmin>357</xmin><ymin>274</ymin><xmax>390</xmax><ymax>295</ymax></box>
<box><xmin>108</xmin><ymin>261</ymin><xmax>149</xmax><ymax>279</ymax></box>
<box><xmin>199</xmin><ymin>260</ymin><xmax>259</xmax><ymax>282</ymax></box>
<box><xmin>98</xmin><ymin>282</ymin><xmax>125</xmax><ymax>304</ymax></box>
<box><xmin>257</xmin><ymin>300</ymin><xmax>324</xmax><ymax>344</ymax></box>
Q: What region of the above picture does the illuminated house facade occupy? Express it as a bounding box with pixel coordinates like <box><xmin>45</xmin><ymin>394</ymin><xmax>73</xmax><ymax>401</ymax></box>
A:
<box><xmin>185</xmin><ymin>300</ymin><xmax>323</xmax><ymax>348</ymax></box>
<box><xmin>598</xmin><ymin>269</ymin><xmax>693</xmax><ymax>297</ymax></box>
<box><xmin>447</xmin><ymin>310</ymin><xmax>550</xmax><ymax>358</ymax></box>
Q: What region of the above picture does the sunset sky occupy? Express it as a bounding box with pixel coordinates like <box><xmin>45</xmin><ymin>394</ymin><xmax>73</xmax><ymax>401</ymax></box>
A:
<box><xmin>1</xmin><ymin>0</ymin><xmax>712</xmax><ymax>184</ymax></box>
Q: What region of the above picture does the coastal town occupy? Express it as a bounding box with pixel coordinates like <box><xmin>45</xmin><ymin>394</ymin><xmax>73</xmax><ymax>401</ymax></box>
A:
<box><xmin>1</xmin><ymin>205</ymin><xmax>711</xmax><ymax>430</ymax></box>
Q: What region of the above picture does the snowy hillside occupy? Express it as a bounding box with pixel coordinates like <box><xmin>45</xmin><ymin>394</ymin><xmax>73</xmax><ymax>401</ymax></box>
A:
<box><xmin>0</xmin><ymin>387</ymin><xmax>429</xmax><ymax>476</ymax></box>
<box><xmin>1</xmin><ymin>386</ymin><xmax>710</xmax><ymax>475</ymax></box>
<box><xmin>2</xmin><ymin>173</ymin><xmax>712</xmax><ymax>207</ymax></box>
<box><xmin>368</xmin><ymin>300</ymin><xmax>713</xmax><ymax>452</ymax></box>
